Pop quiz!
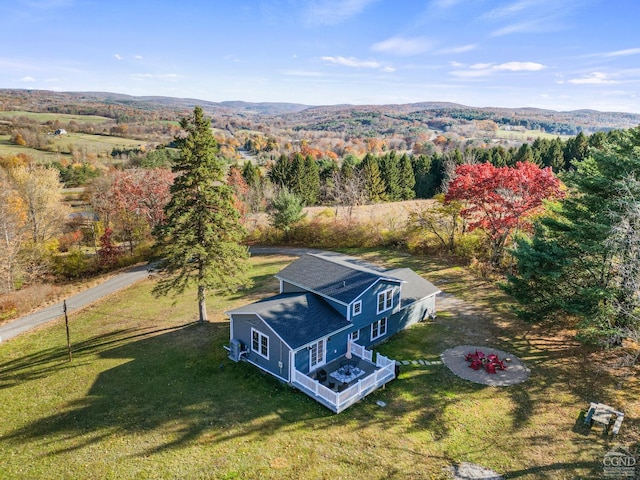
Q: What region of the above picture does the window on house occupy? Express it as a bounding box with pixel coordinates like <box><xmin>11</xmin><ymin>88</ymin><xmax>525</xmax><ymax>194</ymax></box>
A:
<box><xmin>371</xmin><ymin>317</ymin><xmax>388</xmax><ymax>341</ymax></box>
<box><xmin>352</xmin><ymin>300</ymin><xmax>362</xmax><ymax>316</ymax></box>
<box><xmin>377</xmin><ymin>289</ymin><xmax>393</xmax><ymax>314</ymax></box>
<box><xmin>309</xmin><ymin>339</ymin><xmax>326</xmax><ymax>369</ymax></box>
<box><xmin>350</xmin><ymin>329</ymin><xmax>360</xmax><ymax>341</ymax></box>
<box><xmin>251</xmin><ymin>328</ymin><xmax>269</xmax><ymax>359</ymax></box>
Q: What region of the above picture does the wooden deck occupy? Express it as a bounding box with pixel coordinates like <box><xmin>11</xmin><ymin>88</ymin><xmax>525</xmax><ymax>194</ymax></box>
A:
<box><xmin>291</xmin><ymin>345</ymin><xmax>396</xmax><ymax>413</ymax></box>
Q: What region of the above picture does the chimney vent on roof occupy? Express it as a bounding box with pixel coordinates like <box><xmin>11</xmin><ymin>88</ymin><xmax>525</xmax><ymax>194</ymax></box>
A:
<box><xmin>342</xmin><ymin>281</ymin><xmax>346</xmax><ymax>287</ymax></box>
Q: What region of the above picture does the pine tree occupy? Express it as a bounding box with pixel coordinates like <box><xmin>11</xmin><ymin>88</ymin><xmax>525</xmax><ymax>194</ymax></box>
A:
<box><xmin>398</xmin><ymin>153</ymin><xmax>416</xmax><ymax>200</ymax></box>
<box><xmin>379</xmin><ymin>151</ymin><xmax>401</xmax><ymax>201</ymax></box>
<box><xmin>303</xmin><ymin>155</ymin><xmax>320</xmax><ymax>205</ymax></box>
<box><xmin>359</xmin><ymin>153</ymin><xmax>386</xmax><ymax>202</ymax></box>
<box><xmin>504</xmin><ymin>127</ymin><xmax>640</xmax><ymax>344</ymax></box>
<box><xmin>153</xmin><ymin>106</ymin><xmax>250</xmax><ymax>323</ymax></box>
<box><xmin>269</xmin><ymin>188</ymin><xmax>306</xmax><ymax>241</ymax></box>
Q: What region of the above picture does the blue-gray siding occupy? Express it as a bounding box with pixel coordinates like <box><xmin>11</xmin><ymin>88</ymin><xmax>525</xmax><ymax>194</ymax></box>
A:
<box><xmin>230</xmin><ymin>313</ymin><xmax>291</xmax><ymax>381</ymax></box>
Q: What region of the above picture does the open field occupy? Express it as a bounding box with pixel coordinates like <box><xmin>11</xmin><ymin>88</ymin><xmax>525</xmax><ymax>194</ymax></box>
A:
<box><xmin>0</xmin><ymin>133</ymin><xmax>143</xmax><ymax>163</ymax></box>
<box><xmin>0</xmin><ymin>252</ymin><xmax>637</xmax><ymax>479</ymax></box>
<box><xmin>494</xmin><ymin>128</ymin><xmax>571</xmax><ymax>142</ymax></box>
<box><xmin>0</xmin><ymin>110</ymin><xmax>113</xmax><ymax>124</ymax></box>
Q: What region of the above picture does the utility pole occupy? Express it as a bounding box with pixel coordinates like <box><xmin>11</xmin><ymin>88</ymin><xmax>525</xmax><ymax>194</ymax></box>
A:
<box><xmin>64</xmin><ymin>300</ymin><xmax>72</xmax><ymax>362</ymax></box>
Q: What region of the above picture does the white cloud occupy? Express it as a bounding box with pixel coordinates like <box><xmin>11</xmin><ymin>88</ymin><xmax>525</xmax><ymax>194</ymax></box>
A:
<box><xmin>321</xmin><ymin>56</ymin><xmax>393</xmax><ymax>71</ymax></box>
<box><xmin>305</xmin><ymin>0</ymin><xmax>379</xmax><ymax>26</ymax></box>
<box><xmin>439</xmin><ymin>44</ymin><xmax>477</xmax><ymax>54</ymax></box>
<box><xmin>482</xmin><ymin>0</ymin><xmax>535</xmax><ymax>20</ymax></box>
<box><xmin>134</xmin><ymin>55</ymin><xmax>143</xmax><ymax>60</ymax></box>
<box><xmin>483</xmin><ymin>0</ymin><xmax>579</xmax><ymax>36</ymax></box>
<box><xmin>371</xmin><ymin>36</ymin><xmax>432</xmax><ymax>56</ymax></box>
<box><xmin>605</xmin><ymin>48</ymin><xmax>640</xmax><ymax>57</ymax></box>
<box><xmin>113</xmin><ymin>54</ymin><xmax>123</xmax><ymax>61</ymax></box>
<box><xmin>371</xmin><ymin>37</ymin><xmax>431</xmax><ymax>56</ymax></box>
<box><xmin>491</xmin><ymin>20</ymin><xmax>540</xmax><ymax>36</ymax></box>
<box><xmin>470</xmin><ymin>63</ymin><xmax>494</xmax><ymax>70</ymax></box>
<box><xmin>565</xmin><ymin>72</ymin><xmax>618</xmax><ymax>85</ymax></box>
<box><xmin>449</xmin><ymin>61</ymin><xmax>465</xmax><ymax>68</ymax></box>
<box><xmin>20</xmin><ymin>76</ymin><xmax>36</xmax><ymax>82</ymax></box>
<box><xmin>494</xmin><ymin>61</ymin><xmax>545</xmax><ymax>71</ymax></box>
<box><xmin>451</xmin><ymin>61</ymin><xmax>545</xmax><ymax>77</ymax></box>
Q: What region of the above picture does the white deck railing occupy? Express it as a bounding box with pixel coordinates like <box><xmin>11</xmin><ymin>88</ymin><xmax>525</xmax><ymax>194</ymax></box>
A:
<box><xmin>292</xmin><ymin>346</ymin><xmax>396</xmax><ymax>413</ymax></box>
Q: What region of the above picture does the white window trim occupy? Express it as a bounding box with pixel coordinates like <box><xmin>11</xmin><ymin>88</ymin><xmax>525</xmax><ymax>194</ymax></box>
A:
<box><xmin>352</xmin><ymin>300</ymin><xmax>362</xmax><ymax>316</ymax></box>
<box><xmin>309</xmin><ymin>339</ymin><xmax>326</xmax><ymax>370</ymax></box>
<box><xmin>371</xmin><ymin>317</ymin><xmax>388</xmax><ymax>341</ymax></box>
<box><xmin>377</xmin><ymin>289</ymin><xmax>393</xmax><ymax>314</ymax></box>
<box><xmin>251</xmin><ymin>328</ymin><xmax>269</xmax><ymax>359</ymax></box>
<box><xmin>350</xmin><ymin>329</ymin><xmax>360</xmax><ymax>341</ymax></box>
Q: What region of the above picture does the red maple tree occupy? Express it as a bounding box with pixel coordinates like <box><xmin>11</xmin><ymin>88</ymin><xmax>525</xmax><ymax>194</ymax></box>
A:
<box><xmin>445</xmin><ymin>161</ymin><xmax>564</xmax><ymax>264</ymax></box>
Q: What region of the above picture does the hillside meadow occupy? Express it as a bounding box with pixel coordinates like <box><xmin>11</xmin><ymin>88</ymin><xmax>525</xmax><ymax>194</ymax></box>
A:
<box><xmin>0</xmin><ymin>251</ymin><xmax>637</xmax><ymax>479</ymax></box>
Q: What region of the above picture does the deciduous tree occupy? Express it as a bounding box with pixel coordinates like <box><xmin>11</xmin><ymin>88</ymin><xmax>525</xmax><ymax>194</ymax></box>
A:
<box><xmin>446</xmin><ymin>161</ymin><xmax>563</xmax><ymax>264</ymax></box>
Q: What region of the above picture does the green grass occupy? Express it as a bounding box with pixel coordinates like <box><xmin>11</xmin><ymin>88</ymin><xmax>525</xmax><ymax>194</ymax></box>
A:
<box><xmin>0</xmin><ymin>111</ymin><xmax>113</xmax><ymax>124</ymax></box>
<box><xmin>0</xmin><ymin>253</ymin><xmax>637</xmax><ymax>479</ymax></box>
<box><xmin>0</xmin><ymin>133</ymin><xmax>143</xmax><ymax>163</ymax></box>
<box><xmin>493</xmin><ymin>128</ymin><xmax>571</xmax><ymax>141</ymax></box>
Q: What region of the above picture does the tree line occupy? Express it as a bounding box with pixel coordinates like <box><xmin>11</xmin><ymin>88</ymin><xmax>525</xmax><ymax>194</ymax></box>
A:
<box><xmin>2</xmin><ymin>105</ymin><xmax>640</xmax><ymax>348</ymax></box>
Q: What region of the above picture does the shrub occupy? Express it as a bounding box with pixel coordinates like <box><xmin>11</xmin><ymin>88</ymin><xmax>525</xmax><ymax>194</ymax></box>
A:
<box><xmin>0</xmin><ymin>300</ymin><xmax>18</xmax><ymax>322</ymax></box>
<box><xmin>54</xmin><ymin>248</ymin><xmax>93</xmax><ymax>280</ymax></box>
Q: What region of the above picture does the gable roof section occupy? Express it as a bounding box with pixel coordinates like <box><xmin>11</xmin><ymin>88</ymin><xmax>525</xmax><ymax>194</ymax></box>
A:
<box><xmin>227</xmin><ymin>292</ymin><xmax>351</xmax><ymax>349</ymax></box>
<box><xmin>275</xmin><ymin>253</ymin><xmax>402</xmax><ymax>305</ymax></box>
<box><xmin>386</xmin><ymin>268</ymin><xmax>441</xmax><ymax>307</ymax></box>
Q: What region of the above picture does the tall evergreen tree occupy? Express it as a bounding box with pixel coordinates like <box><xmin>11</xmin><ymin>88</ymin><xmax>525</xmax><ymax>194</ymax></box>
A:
<box><xmin>289</xmin><ymin>152</ymin><xmax>306</xmax><ymax>201</ymax></box>
<box><xmin>379</xmin><ymin>151</ymin><xmax>401</xmax><ymax>201</ymax></box>
<box><xmin>268</xmin><ymin>154</ymin><xmax>291</xmax><ymax>188</ymax></box>
<box><xmin>359</xmin><ymin>153</ymin><xmax>386</xmax><ymax>202</ymax></box>
<box><xmin>303</xmin><ymin>155</ymin><xmax>320</xmax><ymax>205</ymax></box>
<box><xmin>504</xmin><ymin>127</ymin><xmax>640</xmax><ymax>344</ymax></box>
<box><xmin>241</xmin><ymin>160</ymin><xmax>260</xmax><ymax>187</ymax></box>
<box><xmin>398</xmin><ymin>153</ymin><xmax>416</xmax><ymax>200</ymax></box>
<box><xmin>153</xmin><ymin>106</ymin><xmax>250</xmax><ymax>323</ymax></box>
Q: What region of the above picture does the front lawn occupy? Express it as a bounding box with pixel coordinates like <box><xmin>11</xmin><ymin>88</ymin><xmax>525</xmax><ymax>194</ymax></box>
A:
<box><xmin>0</xmin><ymin>252</ymin><xmax>637</xmax><ymax>479</ymax></box>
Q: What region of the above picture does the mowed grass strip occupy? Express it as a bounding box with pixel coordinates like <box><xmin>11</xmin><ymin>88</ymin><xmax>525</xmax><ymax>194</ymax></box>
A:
<box><xmin>0</xmin><ymin>253</ymin><xmax>635</xmax><ymax>479</ymax></box>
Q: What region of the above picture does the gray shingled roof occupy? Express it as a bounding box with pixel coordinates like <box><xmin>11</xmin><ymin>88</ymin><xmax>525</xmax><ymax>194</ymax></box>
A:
<box><xmin>227</xmin><ymin>292</ymin><xmax>351</xmax><ymax>349</ymax></box>
<box><xmin>275</xmin><ymin>253</ymin><xmax>401</xmax><ymax>304</ymax></box>
<box><xmin>386</xmin><ymin>268</ymin><xmax>441</xmax><ymax>306</ymax></box>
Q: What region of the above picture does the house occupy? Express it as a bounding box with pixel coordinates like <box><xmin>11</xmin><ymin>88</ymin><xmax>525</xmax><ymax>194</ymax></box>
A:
<box><xmin>226</xmin><ymin>253</ymin><xmax>440</xmax><ymax>413</ymax></box>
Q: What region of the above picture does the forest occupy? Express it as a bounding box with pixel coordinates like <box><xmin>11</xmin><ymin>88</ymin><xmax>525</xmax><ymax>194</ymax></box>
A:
<box><xmin>1</xmin><ymin>90</ymin><xmax>640</xmax><ymax>348</ymax></box>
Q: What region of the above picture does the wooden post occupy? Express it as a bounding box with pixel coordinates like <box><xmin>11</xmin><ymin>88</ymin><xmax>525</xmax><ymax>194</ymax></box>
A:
<box><xmin>64</xmin><ymin>300</ymin><xmax>72</xmax><ymax>362</ymax></box>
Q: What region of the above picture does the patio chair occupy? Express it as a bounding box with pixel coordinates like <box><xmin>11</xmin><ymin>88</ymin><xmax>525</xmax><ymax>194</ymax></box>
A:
<box><xmin>584</xmin><ymin>404</ymin><xmax>596</xmax><ymax>425</ymax></box>
<box><xmin>317</xmin><ymin>369</ymin><xmax>327</xmax><ymax>383</ymax></box>
<box><xmin>611</xmin><ymin>413</ymin><xmax>624</xmax><ymax>435</ymax></box>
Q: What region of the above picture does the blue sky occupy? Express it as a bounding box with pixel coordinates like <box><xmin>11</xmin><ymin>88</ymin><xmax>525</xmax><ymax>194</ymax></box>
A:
<box><xmin>2</xmin><ymin>0</ymin><xmax>640</xmax><ymax>112</ymax></box>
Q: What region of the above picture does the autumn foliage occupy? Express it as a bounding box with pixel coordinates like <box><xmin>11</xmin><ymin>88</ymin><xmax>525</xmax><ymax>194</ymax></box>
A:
<box><xmin>445</xmin><ymin>161</ymin><xmax>564</xmax><ymax>263</ymax></box>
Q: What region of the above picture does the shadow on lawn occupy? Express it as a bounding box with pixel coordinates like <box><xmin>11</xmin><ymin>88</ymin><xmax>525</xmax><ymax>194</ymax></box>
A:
<box><xmin>0</xmin><ymin>323</ymin><xmax>198</xmax><ymax>390</ymax></box>
<box><xmin>1</xmin><ymin>321</ymin><xmax>329</xmax><ymax>458</ymax></box>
